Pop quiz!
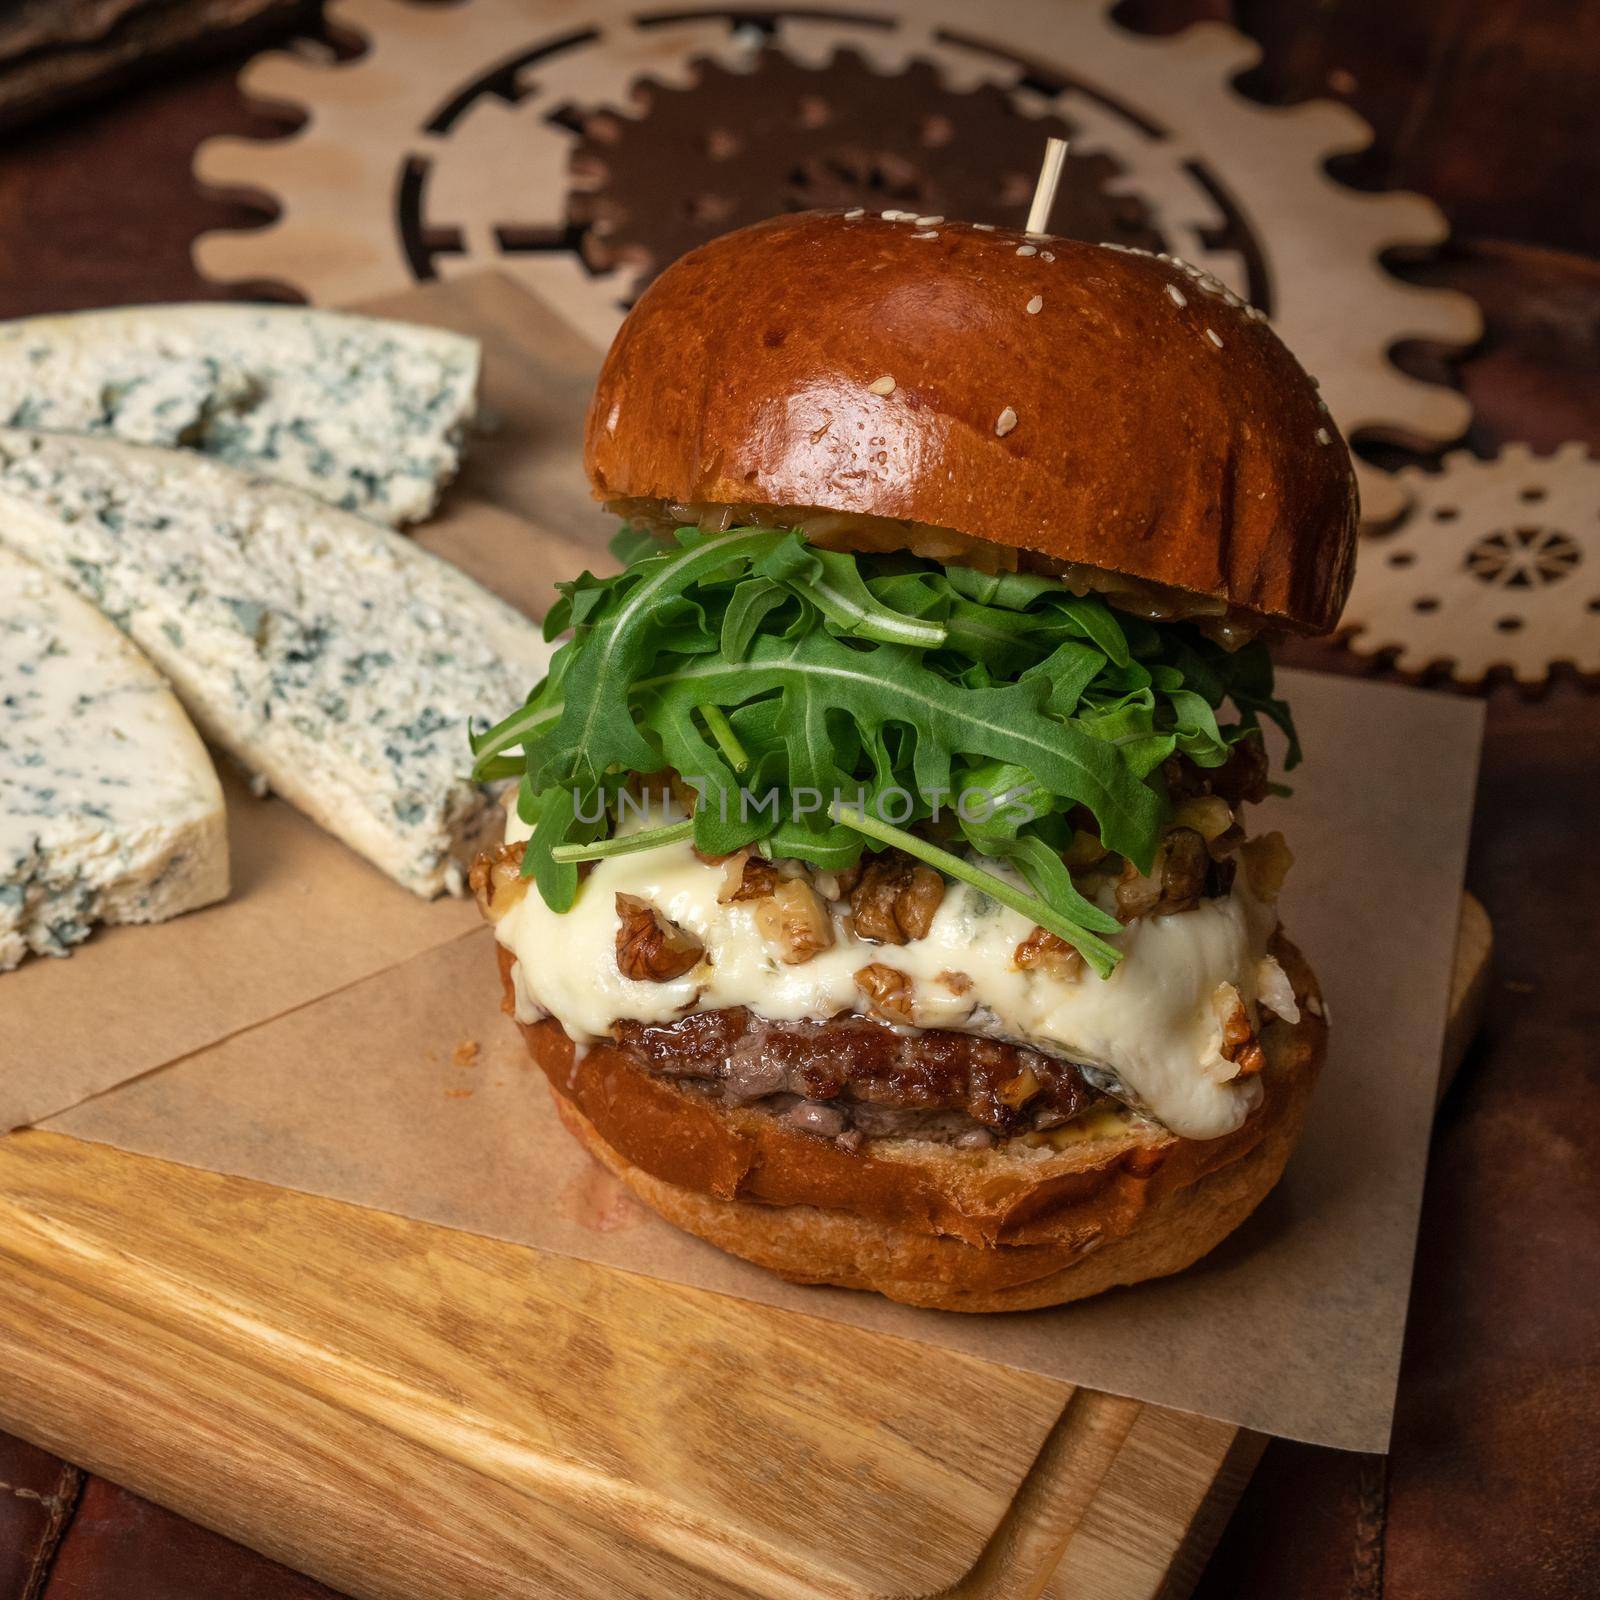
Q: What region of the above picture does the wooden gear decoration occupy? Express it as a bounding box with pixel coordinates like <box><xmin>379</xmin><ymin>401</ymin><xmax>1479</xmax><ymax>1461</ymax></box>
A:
<box><xmin>193</xmin><ymin>0</ymin><xmax>1481</xmax><ymax>527</ymax></box>
<box><xmin>1343</xmin><ymin>443</ymin><xmax>1600</xmax><ymax>683</ymax></box>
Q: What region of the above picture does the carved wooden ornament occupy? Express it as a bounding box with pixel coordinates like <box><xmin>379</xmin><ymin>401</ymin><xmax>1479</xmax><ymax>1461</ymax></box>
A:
<box><xmin>1344</xmin><ymin>444</ymin><xmax>1600</xmax><ymax>684</ymax></box>
<box><xmin>193</xmin><ymin>0</ymin><xmax>1482</xmax><ymax>527</ymax></box>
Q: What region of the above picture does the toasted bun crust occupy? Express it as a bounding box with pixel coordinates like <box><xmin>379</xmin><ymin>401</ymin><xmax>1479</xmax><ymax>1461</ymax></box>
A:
<box><xmin>584</xmin><ymin>210</ymin><xmax>1358</xmax><ymax>633</ymax></box>
<box><xmin>500</xmin><ymin>937</ymin><xmax>1326</xmax><ymax>1311</ymax></box>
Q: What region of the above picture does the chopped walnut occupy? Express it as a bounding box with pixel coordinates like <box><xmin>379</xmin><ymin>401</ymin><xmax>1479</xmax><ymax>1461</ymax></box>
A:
<box><xmin>625</xmin><ymin>768</ymin><xmax>696</xmax><ymax>812</ymax></box>
<box><xmin>1211</xmin><ymin>982</ymin><xmax>1266</xmax><ymax>1077</ymax></box>
<box><xmin>1115</xmin><ymin>827</ymin><xmax>1209</xmax><ymax>919</ymax></box>
<box><xmin>1241</xmin><ymin>831</ymin><xmax>1294</xmax><ymax>902</ymax></box>
<box><xmin>615</xmin><ymin>893</ymin><xmax>704</xmax><ymax>982</ymax></box>
<box><xmin>1062</xmin><ymin>828</ymin><xmax>1108</xmax><ymax>871</ymax></box>
<box><xmin>1172</xmin><ymin>795</ymin><xmax>1235</xmax><ymax>843</ymax></box>
<box><xmin>939</xmin><ymin>969</ymin><xmax>974</xmax><ymax>995</ymax></box>
<box><xmin>1207</xmin><ymin>821</ymin><xmax>1247</xmax><ymax>860</ymax></box>
<box><xmin>1164</xmin><ymin>742</ymin><xmax>1269</xmax><ymax>809</ymax></box>
<box><xmin>831</xmin><ymin>861</ymin><xmax>864</xmax><ymax>900</ymax></box>
<box><xmin>899</xmin><ymin>867</ymin><xmax>945</xmax><ymax>937</ymax></box>
<box><xmin>1013</xmin><ymin>926</ymin><xmax>1085</xmax><ymax>980</ymax></box>
<box><xmin>469</xmin><ymin>842</ymin><xmax>528</xmax><ymax>921</ymax></box>
<box><xmin>753</xmin><ymin>879</ymin><xmax>835</xmax><ymax>965</ymax></box>
<box><xmin>854</xmin><ymin>962</ymin><xmax>916</xmax><ymax>1024</ymax></box>
<box><xmin>1114</xmin><ymin>857</ymin><xmax>1163</xmax><ymax>921</ymax></box>
<box><xmin>1255</xmin><ymin>954</ymin><xmax>1301</xmax><ymax>1025</ymax></box>
<box><xmin>1210</xmin><ymin>737</ymin><xmax>1270</xmax><ymax>806</ymax></box>
<box><xmin>717</xmin><ymin>849</ymin><xmax>780</xmax><ymax>904</ymax></box>
<box><xmin>849</xmin><ymin>853</ymin><xmax>945</xmax><ymax>943</ymax></box>
<box><xmin>1161</xmin><ymin>756</ymin><xmax>1209</xmax><ymax>802</ymax></box>
<box><xmin>1159</xmin><ymin>827</ymin><xmax>1208</xmax><ymax>913</ymax></box>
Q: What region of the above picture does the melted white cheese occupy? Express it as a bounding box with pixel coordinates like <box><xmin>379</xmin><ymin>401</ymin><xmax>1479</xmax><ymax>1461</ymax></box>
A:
<box><xmin>495</xmin><ymin>809</ymin><xmax>1278</xmax><ymax>1140</ymax></box>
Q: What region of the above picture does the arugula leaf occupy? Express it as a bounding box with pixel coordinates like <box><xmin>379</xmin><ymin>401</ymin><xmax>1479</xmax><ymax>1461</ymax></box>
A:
<box><xmin>1021</xmin><ymin>638</ymin><xmax>1105</xmax><ymax>718</ymax></box>
<box><xmin>607</xmin><ymin>524</ymin><xmax>659</xmax><ymax>566</ymax></box>
<box><xmin>721</xmin><ymin>577</ymin><xmax>791</xmax><ymax>660</ymax></box>
<box><xmin>552</xmin><ymin>528</ymin><xmax>789</xmax><ymax>785</ymax></box>
<box><xmin>941</xmin><ymin>566</ymin><xmax>1061</xmax><ymax>610</ymax></box>
<box><xmin>472</xmin><ymin>528</ymin><xmax>1303</xmax><ymax>973</ymax></box>
<box><xmin>637</xmin><ymin>629</ymin><xmax>1164</xmax><ymax>865</ymax></box>
<box><xmin>942</xmin><ymin>567</ymin><xmax>1130</xmax><ymax>663</ymax></box>
<box><xmin>541</xmin><ymin>570</ymin><xmax>614</xmax><ymax>641</ymax></box>
<box><xmin>520</xmin><ymin>783</ymin><xmax>584</xmax><ymax>911</ymax></box>
<box><xmin>754</xmin><ymin>534</ymin><xmax>949</xmax><ymax>648</ymax></box>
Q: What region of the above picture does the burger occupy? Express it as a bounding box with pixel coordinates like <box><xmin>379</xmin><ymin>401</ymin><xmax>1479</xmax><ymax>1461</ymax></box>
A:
<box><xmin>468</xmin><ymin>209</ymin><xmax>1355</xmax><ymax>1312</ymax></box>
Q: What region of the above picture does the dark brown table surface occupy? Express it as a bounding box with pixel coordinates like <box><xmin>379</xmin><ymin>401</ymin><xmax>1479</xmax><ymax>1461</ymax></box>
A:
<box><xmin>1</xmin><ymin>14</ymin><xmax>1597</xmax><ymax>1600</ymax></box>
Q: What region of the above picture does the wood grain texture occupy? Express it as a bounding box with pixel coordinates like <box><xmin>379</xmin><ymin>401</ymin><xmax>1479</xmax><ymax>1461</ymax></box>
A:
<box><xmin>0</xmin><ymin>900</ymin><xmax>1487</xmax><ymax>1600</ymax></box>
<box><xmin>1120</xmin><ymin>0</ymin><xmax>1600</xmax><ymax>259</ymax></box>
<box><xmin>0</xmin><ymin>1131</ymin><xmax>1111</xmax><ymax>1600</ymax></box>
<box><xmin>183</xmin><ymin>1</ymin><xmax>1482</xmax><ymax>528</ymax></box>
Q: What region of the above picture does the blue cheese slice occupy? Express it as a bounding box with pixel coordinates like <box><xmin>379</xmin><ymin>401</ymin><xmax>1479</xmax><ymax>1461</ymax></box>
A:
<box><xmin>0</xmin><ymin>305</ymin><xmax>479</xmax><ymax>525</ymax></box>
<box><xmin>1</xmin><ymin>549</ymin><xmax>228</xmax><ymax>971</ymax></box>
<box><xmin>0</xmin><ymin>431</ymin><xmax>551</xmax><ymax>899</ymax></box>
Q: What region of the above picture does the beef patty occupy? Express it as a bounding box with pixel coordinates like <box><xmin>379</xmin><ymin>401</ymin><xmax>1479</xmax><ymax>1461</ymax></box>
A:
<box><xmin>610</xmin><ymin>1007</ymin><xmax>1104</xmax><ymax>1144</ymax></box>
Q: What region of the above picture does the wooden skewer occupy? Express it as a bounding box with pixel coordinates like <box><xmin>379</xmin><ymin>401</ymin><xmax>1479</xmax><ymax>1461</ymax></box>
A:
<box><xmin>1025</xmin><ymin>136</ymin><xmax>1070</xmax><ymax>236</ymax></box>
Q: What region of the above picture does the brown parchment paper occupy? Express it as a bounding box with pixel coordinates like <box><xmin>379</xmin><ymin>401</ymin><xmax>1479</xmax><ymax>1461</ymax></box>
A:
<box><xmin>0</xmin><ymin>772</ymin><xmax>479</xmax><ymax>1131</ymax></box>
<box><xmin>44</xmin><ymin>670</ymin><xmax>1484</xmax><ymax>1451</ymax></box>
<box><xmin>6</xmin><ymin>275</ymin><xmax>1483</xmax><ymax>1446</ymax></box>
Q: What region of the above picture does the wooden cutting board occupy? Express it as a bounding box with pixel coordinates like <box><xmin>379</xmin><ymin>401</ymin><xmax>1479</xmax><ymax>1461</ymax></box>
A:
<box><xmin>0</xmin><ymin>895</ymin><xmax>1488</xmax><ymax>1600</ymax></box>
<box><xmin>0</xmin><ymin>273</ymin><xmax>1493</xmax><ymax>1599</ymax></box>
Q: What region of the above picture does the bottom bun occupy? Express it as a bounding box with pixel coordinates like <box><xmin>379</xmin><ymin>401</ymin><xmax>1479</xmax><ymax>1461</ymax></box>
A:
<box><xmin>503</xmin><ymin>936</ymin><xmax>1326</xmax><ymax>1312</ymax></box>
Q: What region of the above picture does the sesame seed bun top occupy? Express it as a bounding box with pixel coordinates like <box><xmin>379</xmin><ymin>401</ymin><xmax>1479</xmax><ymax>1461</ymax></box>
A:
<box><xmin>584</xmin><ymin>209</ymin><xmax>1359</xmax><ymax>634</ymax></box>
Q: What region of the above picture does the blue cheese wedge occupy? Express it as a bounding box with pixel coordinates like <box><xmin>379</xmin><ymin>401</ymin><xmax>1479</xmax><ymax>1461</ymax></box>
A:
<box><xmin>0</xmin><ymin>431</ymin><xmax>551</xmax><ymax>898</ymax></box>
<box><xmin>1</xmin><ymin>548</ymin><xmax>228</xmax><ymax>971</ymax></box>
<box><xmin>0</xmin><ymin>304</ymin><xmax>478</xmax><ymax>525</ymax></box>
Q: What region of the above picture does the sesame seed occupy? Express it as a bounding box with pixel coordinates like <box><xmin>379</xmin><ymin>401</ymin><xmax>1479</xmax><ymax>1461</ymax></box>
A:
<box><xmin>1026</xmin><ymin>295</ymin><xmax>1043</xmax><ymax>315</ymax></box>
<box><xmin>843</xmin><ymin>207</ymin><xmax>865</xmax><ymax>219</ymax></box>
<box><xmin>971</xmin><ymin>222</ymin><xmax>996</xmax><ymax>231</ymax></box>
<box><xmin>1040</xmin><ymin>251</ymin><xmax>1055</xmax><ymax>262</ymax></box>
<box><xmin>868</xmin><ymin>375</ymin><xmax>896</xmax><ymax>396</ymax></box>
<box><xmin>1205</xmin><ymin>328</ymin><xmax>1224</xmax><ymax>349</ymax></box>
<box><xmin>911</xmin><ymin>230</ymin><xmax>939</xmax><ymax>240</ymax></box>
<box><xmin>1016</xmin><ymin>244</ymin><xmax>1037</xmax><ymax>257</ymax></box>
<box><xmin>881</xmin><ymin>209</ymin><xmax>910</xmax><ymax>222</ymax></box>
<box><xmin>1315</xmin><ymin>427</ymin><xmax>1333</xmax><ymax>445</ymax></box>
<box><xmin>915</xmin><ymin>214</ymin><xmax>944</xmax><ymax>227</ymax></box>
<box><xmin>1165</xmin><ymin>284</ymin><xmax>1187</xmax><ymax>308</ymax></box>
<box><xmin>995</xmin><ymin>406</ymin><xmax>1018</xmax><ymax>437</ymax></box>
